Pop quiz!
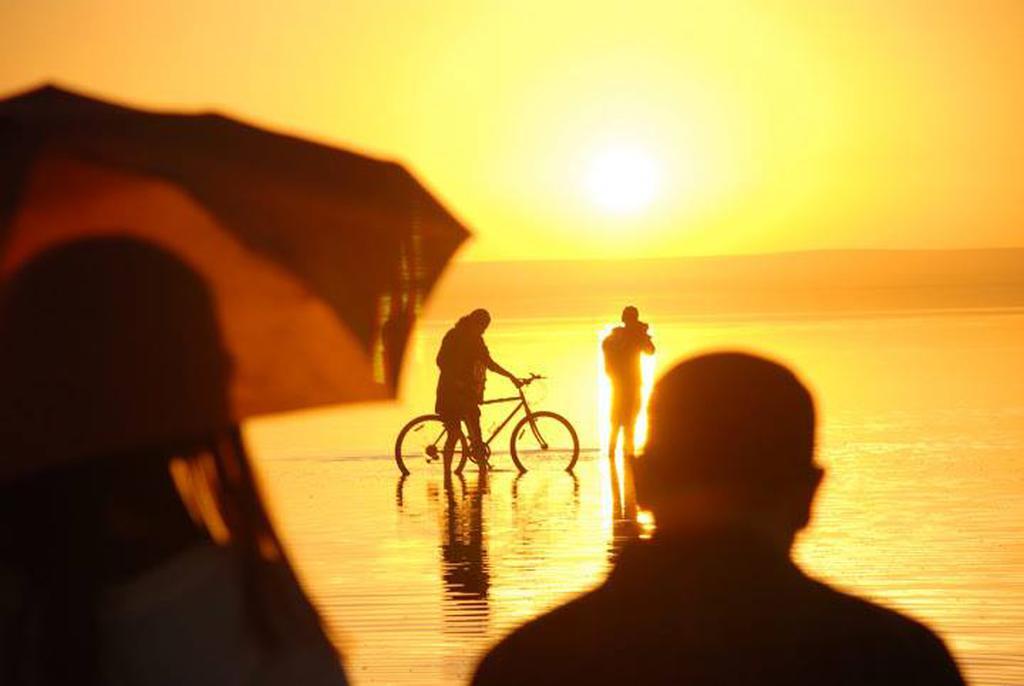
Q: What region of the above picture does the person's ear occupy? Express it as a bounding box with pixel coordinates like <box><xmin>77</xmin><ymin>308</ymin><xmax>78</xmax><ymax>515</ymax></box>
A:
<box><xmin>792</xmin><ymin>465</ymin><xmax>824</xmax><ymax>532</ymax></box>
<box><xmin>810</xmin><ymin>464</ymin><xmax>824</xmax><ymax>491</ymax></box>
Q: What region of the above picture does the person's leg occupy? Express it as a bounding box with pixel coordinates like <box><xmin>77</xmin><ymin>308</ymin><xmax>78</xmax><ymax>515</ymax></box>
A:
<box><xmin>623</xmin><ymin>421</ymin><xmax>635</xmax><ymax>459</ymax></box>
<box><xmin>465</xmin><ymin>407</ymin><xmax>485</xmax><ymax>471</ymax></box>
<box><xmin>442</xmin><ymin>418</ymin><xmax>463</xmax><ymax>474</ymax></box>
<box><xmin>609</xmin><ymin>421</ymin><xmax>621</xmax><ymax>459</ymax></box>
<box><xmin>622</xmin><ymin>388</ymin><xmax>642</xmax><ymax>458</ymax></box>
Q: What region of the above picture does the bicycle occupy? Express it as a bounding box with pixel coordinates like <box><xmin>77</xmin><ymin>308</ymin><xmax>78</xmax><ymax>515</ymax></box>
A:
<box><xmin>394</xmin><ymin>374</ymin><xmax>580</xmax><ymax>475</ymax></box>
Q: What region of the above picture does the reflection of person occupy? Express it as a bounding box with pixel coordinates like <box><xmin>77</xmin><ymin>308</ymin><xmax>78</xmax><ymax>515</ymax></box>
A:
<box><xmin>0</xmin><ymin>238</ymin><xmax>347</xmax><ymax>686</ymax></box>
<box><xmin>435</xmin><ymin>309</ymin><xmax>520</xmax><ymax>472</ymax></box>
<box><xmin>473</xmin><ymin>352</ymin><xmax>965</xmax><ymax>686</ymax></box>
<box><xmin>440</xmin><ymin>471</ymin><xmax>490</xmax><ymax>632</ymax></box>
<box><xmin>602</xmin><ymin>305</ymin><xmax>654</xmax><ymax>458</ymax></box>
<box><xmin>607</xmin><ymin>453</ymin><xmax>639</xmax><ymax>566</ymax></box>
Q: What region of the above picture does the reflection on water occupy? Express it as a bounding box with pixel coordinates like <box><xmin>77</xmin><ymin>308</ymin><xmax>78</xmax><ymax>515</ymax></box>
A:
<box><xmin>440</xmin><ymin>472</ymin><xmax>490</xmax><ymax>634</ymax></box>
<box><xmin>605</xmin><ymin>452</ymin><xmax>640</xmax><ymax>565</ymax></box>
<box><xmin>396</xmin><ymin>472</ymin><xmax>494</xmax><ymax>633</ymax></box>
<box><xmin>253</xmin><ymin>310</ymin><xmax>1024</xmax><ymax>686</ymax></box>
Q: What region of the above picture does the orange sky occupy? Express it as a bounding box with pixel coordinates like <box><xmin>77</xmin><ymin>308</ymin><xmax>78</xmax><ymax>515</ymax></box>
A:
<box><xmin>2</xmin><ymin>1</ymin><xmax>1022</xmax><ymax>261</ymax></box>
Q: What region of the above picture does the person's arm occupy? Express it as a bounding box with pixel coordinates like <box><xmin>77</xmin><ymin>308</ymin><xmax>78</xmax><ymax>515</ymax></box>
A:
<box><xmin>484</xmin><ymin>347</ymin><xmax>521</xmax><ymax>386</ymax></box>
<box><xmin>636</xmin><ymin>324</ymin><xmax>655</xmax><ymax>354</ymax></box>
<box><xmin>487</xmin><ymin>358</ymin><xmax>521</xmax><ymax>386</ymax></box>
<box><xmin>643</xmin><ymin>332</ymin><xmax>655</xmax><ymax>355</ymax></box>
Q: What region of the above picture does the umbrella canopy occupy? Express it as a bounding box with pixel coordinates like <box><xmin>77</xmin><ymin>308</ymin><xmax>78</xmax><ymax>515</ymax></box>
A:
<box><xmin>0</xmin><ymin>85</ymin><xmax>469</xmax><ymax>423</ymax></box>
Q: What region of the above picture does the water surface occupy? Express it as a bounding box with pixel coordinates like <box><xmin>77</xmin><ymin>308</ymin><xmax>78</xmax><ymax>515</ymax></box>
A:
<box><xmin>252</xmin><ymin>309</ymin><xmax>1024</xmax><ymax>685</ymax></box>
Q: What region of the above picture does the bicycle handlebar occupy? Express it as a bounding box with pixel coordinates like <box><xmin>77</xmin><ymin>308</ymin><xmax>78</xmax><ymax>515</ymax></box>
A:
<box><xmin>517</xmin><ymin>373</ymin><xmax>545</xmax><ymax>387</ymax></box>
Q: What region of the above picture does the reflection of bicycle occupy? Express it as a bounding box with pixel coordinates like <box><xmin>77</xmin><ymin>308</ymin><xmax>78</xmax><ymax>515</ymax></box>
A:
<box><xmin>395</xmin><ymin>374</ymin><xmax>579</xmax><ymax>475</ymax></box>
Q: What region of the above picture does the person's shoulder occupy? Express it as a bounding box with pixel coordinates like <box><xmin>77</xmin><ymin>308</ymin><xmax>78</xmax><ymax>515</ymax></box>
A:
<box><xmin>803</xmin><ymin>575</ymin><xmax>964</xmax><ymax>682</ymax></box>
<box><xmin>436</xmin><ymin>328</ymin><xmax>456</xmax><ymax>361</ymax></box>
<box><xmin>809</xmin><ymin>576</ymin><xmax>936</xmax><ymax>637</ymax></box>
<box><xmin>472</xmin><ymin>589</ymin><xmax>606</xmax><ymax>685</ymax></box>
<box><xmin>255</xmin><ymin>644</ymin><xmax>349</xmax><ymax>686</ymax></box>
<box><xmin>477</xmin><ymin>590</ymin><xmax>599</xmax><ymax>654</ymax></box>
<box><xmin>603</xmin><ymin>326</ymin><xmax>625</xmax><ymax>345</ymax></box>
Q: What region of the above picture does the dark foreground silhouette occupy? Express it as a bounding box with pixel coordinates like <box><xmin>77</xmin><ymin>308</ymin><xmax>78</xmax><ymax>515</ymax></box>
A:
<box><xmin>473</xmin><ymin>352</ymin><xmax>964</xmax><ymax>685</ymax></box>
<box><xmin>0</xmin><ymin>238</ymin><xmax>346</xmax><ymax>686</ymax></box>
<box><xmin>602</xmin><ymin>305</ymin><xmax>654</xmax><ymax>458</ymax></box>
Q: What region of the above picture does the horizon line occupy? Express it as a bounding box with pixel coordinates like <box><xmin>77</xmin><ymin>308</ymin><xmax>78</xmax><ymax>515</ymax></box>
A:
<box><xmin>457</xmin><ymin>244</ymin><xmax>1024</xmax><ymax>265</ymax></box>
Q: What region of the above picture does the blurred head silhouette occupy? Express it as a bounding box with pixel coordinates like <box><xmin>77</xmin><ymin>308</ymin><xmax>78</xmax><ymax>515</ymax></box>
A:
<box><xmin>621</xmin><ymin>305</ymin><xmax>639</xmax><ymax>325</ymax></box>
<box><xmin>472</xmin><ymin>350</ymin><xmax>966</xmax><ymax>686</ymax></box>
<box><xmin>0</xmin><ymin>236</ymin><xmax>231</xmax><ymax>479</ymax></box>
<box><xmin>636</xmin><ymin>351</ymin><xmax>821</xmax><ymax>547</ymax></box>
<box><xmin>0</xmin><ymin>237</ymin><xmax>343</xmax><ymax>685</ymax></box>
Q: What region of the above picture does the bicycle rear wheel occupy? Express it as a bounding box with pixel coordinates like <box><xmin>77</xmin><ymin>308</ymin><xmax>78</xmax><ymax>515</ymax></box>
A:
<box><xmin>509</xmin><ymin>410</ymin><xmax>580</xmax><ymax>473</ymax></box>
<box><xmin>395</xmin><ymin>414</ymin><xmax>467</xmax><ymax>475</ymax></box>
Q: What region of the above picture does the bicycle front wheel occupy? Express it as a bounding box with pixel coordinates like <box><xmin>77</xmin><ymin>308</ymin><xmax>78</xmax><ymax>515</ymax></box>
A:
<box><xmin>509</xmin><ymin>410</ymin><xmax>580</xmax><ymax>473</ymax></box>
<box><xmin>395</xmin><ymin>414</ymin><xmax>467</xmax><ymax>475</ymax></box>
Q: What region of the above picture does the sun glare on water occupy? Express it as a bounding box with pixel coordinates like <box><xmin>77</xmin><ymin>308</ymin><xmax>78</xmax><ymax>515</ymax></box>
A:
<box><xmin>584</xmin><ymin>144</ymin><xmax>663</xmax><ymax>215</ymax></box>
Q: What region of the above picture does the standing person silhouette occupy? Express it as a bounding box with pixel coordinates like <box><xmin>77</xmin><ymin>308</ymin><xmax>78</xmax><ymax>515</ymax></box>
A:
<box><xmin>473</xmin><ymin>352</ymin><xmax>965</xmax><ymax>686</ymax></box>
<box><xmin>0</xmin><ymin>238</ymin><xmax>348</xmax><ymax>686</ymax></box>
<box><xmin>602</xmin><ymin>306</ymin><xmax>655</xmax><ymax>458</ymax></box>
<box><xmin>435</xmin><ymin>309</ymin><xmax>521</xmax><ymax>473</ymax></box>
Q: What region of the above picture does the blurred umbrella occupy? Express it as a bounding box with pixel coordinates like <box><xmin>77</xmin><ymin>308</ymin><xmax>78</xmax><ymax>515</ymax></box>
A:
<box><xmin>0</xmin><ymin>84</ymin><xmax>469</xmax><ymax>419</ymax></box>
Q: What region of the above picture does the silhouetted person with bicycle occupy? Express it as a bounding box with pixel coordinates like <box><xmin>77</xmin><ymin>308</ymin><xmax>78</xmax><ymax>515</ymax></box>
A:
<box><xmin>436</xmin><ymin>309</ymin><xmax>521</xmax><ymax>473</ymax></box>
<box><xmin>602</xmin><ymin>305</ymin><xmax>655</xmax><ymax>458</ymax></box>
<box><xmin>473</xmin><ymin>352</ymin><xmax>965</xmax><ymax>686</ymax></box>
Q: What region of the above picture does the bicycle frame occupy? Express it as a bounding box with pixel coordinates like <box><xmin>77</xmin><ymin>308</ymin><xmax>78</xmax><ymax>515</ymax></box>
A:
<box><xmin>478</xmin><ymin>385</ymin><xmax>534</xmax><ymax>447</ymax></box>
<box><xmin>395</xmin><ymin>373</ymin><xmax>578</xmax><ymax>475</ymax></box>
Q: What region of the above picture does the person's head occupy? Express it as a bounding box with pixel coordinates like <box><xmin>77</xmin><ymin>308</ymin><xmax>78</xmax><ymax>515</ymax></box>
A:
<box><xmin>621</xmin><ymin>305</ymin><xmax>639</xmax><ymax>325</ymax></box>
<box><xmin>0</xmin><ymin>237</ymin><xmax>338</xmax><ymax>682</ymax></box>
<box><xmin>459</xmin><ymin>307</ymin><xmax>491</xmax><ymax>335</ymax></box>
<box><xmin>0</xmin><ymin>236</ymin><xmax>231</xmax><ymax>479</ymax></box>
<box><xmin>635</xmin><ymin>351</ymin><xmax>822</xmax><ymax>549</ymax></box>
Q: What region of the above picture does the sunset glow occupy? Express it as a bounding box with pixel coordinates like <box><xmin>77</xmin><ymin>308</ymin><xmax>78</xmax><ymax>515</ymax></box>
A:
<box><xmin>4</xmin><ymin>2</ymin><xmax>1021</xmax><ymax>261</ymax></box>
<box><xmin>3</xmin><ymin>2</ymin><xmax>1022</xmax><ymax>682</ymax></box>
<box><xmin>583</xmin><ymin>144</ymin><xmax>662</xmax><ymax>215</ymax></box>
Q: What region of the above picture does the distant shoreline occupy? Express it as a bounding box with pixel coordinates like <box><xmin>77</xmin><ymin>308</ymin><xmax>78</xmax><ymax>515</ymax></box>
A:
<box><xmin>457</xmin><ymin>246</ymin><xmax>1024</xmax><ymax>267</ymax></box>
<box><xmin>425</xmin><ymin>248</ymin><xmax>1024</xmax><ymax>321</ymax></box>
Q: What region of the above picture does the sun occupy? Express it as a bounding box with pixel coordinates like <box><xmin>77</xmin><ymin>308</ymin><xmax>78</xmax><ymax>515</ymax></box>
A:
<box><xmin>583</xmin><ymin>144</ymin><xmax>663</xmax><ymax>215</ymax></box>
